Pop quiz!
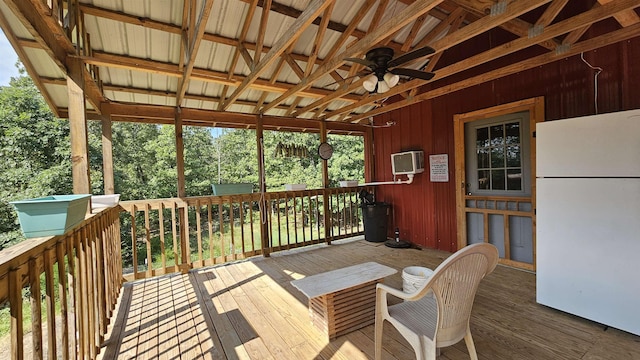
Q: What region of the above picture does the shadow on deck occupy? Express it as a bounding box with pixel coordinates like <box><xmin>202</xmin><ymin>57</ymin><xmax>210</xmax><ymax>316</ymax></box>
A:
<box><xmin>99</xmin><ymin>238</ymin><xmax>640</xmax><ymax>360</ymax></box>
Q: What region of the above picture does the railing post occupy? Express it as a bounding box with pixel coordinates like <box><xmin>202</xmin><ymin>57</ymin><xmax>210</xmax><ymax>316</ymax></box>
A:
<box><xmin>320</xmin><ymin>121</ymin><xmax>331</xmax><ymax>244</ymax></box>
<box><xmin>175</xmin><ymin>108</ymin><xmax>191</xmax><ymax>273</ymax></box>
<box><xmin>257</xmin><ymin>115</ymin><xmax>270</xmax><ymax>257</ymax></box>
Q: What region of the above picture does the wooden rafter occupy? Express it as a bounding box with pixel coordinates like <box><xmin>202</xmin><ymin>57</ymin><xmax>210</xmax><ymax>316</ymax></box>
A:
<box><xmin>449</xmin><ymin>0</ymin><xmax>560</xmax><ymax>50</ymax></box>
<box><xmin>597</xmin><ymin>0</ymin><xmax>640</xmax><ymax>27</ymax></box>
<box><xmin>261</xmin><ymin>0</ymin><xmax>446</xmax><ymax>114</ymax></box>
<box><xmin>176</xmin><ymin>0</ymin><xmax>215</xmax><ymax>106</ymax></box>
<box><xmin>317</xmin><ymin>0</ymin><xmax>554</xmax><ymax>121</ymax></box>
<box><xmin>347</xmin><ymin>21</ymin><xmax>640</xmax><ymax>123</ymax></box>
<box><xmin>535</xmin><ymin>0</ymin><xmax>570</xmax><ymax>27</ymax></box>
<box><xmin>4</xmin><ymin>0</ymin><xmax>105</xmax><ymax>111</ymax></box>
<box><xmin>78</xmin><ymin>3</ymin><xmax>352</xmax><ymax>74</ymax></box>
<box><xmin>1</xmin><ymin>0</ymin><xmax>638</xmax><ymax>130</ymax></box>
<box><xmin>0</xmin><ymin>9</ymin><xmax>59</xmax><ymax>116</ymax></box>
<box><xmin>220</xmin><ymin>0</ymin><xmax>335</xmax><ymax>110</ymax></box>
<box><xmin>325</xmin><ymin>0</ymin><xmax>637</xmax><ymax>121</ymax></box>
<box><xmin>253</xmin><ymin>0</ymin><xmax>272</xmax><ymax>66</ymax></box>
<box><xmin>79</xmin><ymin>51</ymin><xmax>360</xmax><ymax>102</ymax></box>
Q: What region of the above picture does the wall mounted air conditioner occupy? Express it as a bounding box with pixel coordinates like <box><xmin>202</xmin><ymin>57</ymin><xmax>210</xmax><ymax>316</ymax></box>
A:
<box><xmin>391</xmin><ymin>151</ymin><xmax>424</xmax><ymax>176</ymax></box>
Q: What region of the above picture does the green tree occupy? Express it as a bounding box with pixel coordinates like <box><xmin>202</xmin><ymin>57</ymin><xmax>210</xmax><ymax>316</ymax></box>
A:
<box><xmin>0</xmin><ymin>69</ymin><xmax>72</xmax><ymax>249</ymax></box>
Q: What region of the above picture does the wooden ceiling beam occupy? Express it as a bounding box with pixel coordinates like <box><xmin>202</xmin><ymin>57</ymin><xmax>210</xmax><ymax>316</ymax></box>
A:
<box><xmin>448</xmin><ymin>0</ymin><xmax>559</xmax><ymax>50</ymax></box>
<box><xmin>4</xmin><ymin>0</ymin><xmax>106</xmax><ymax>112</ymax></box>
<box><xmin>77</xmin><ymin>3</ymin><xmax>352</xmax><ymax>73</ymax></box>
<box><xmin>253</xmin><ymin>0</ymin><xmax>271</xmax><ymax>66</ymax></box>
<box><xmin>239</xmin><ymin>0</ymin><xmax>406</xmax><ymax>52</ymax></box>
<box><xmin>597</xmin><ymin>0</ymin><xmax>640</xmax><ymax>27</ymax></box>
<box><xmin>261</xmin><ymin>0</ymin><xmax>446</xmax><ymax>114</ymax></box>
<box><xmin>97</xmin><ymin>102</ymin><xmax>367</xmax><ymax>134</ymax></box>
<box><xmin>535</xmin><ymin>0</ymin><xmax>570</xmax><ymax>27</ymax></box>
<box><xmin>347</xmin><ymin>21</ymin><xmax>640</xmax><ymax>123</ymax></box>
<box><xmin>322</xmin><ymin>0</ymin><xmax>559</xmax><ymax>120</ymax></box>
<box><xmin>221</xmin><ymin>0</ymin><xmax>335</xmax><ymax>110</ymax></box>
<box><xmin>82</xmin><ymin>51</ymin><xmax>360</xmax><ymax>102</ymax></box>
<box><xmin>101</xmin><ymin>83</ymin><xmax>317</xmax><ymax>113</ymax></box>
<box><xmin>0</xmin><ymin>11</ymin><xmax>60</xmax><ymax>117</ymax></box>
<box><xmin>402</xmin><ymin>13</ymin><xmax>430</xmax><ymax>52</ymax></box>
<box><xmin>176</xmin><ymin>0</ymin><xmax>215</xmax><ymax>106</ymax></box>
<box><xmin>324</xmin><ymin>0</ymin><xmax>635</xmax><ymax>121</ymax></box>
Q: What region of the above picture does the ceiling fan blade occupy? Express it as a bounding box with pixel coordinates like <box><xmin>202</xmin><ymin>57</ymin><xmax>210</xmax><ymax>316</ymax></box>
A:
<box><xmin>387</xmin><ymin>46</ymin><xmax>435</xmax><ymax>68</ymax></box>
<box><xmin>345</xmin><ymin>57</ymin><xmax>376</xmax><ymax>68</ymax></box>
<box><xmin>390</xmin><ymin>68</ymin><xmax>435</xmax><ymax>81</ymax></box>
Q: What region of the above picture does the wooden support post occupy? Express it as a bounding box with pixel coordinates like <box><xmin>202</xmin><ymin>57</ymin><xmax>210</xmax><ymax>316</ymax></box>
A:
<box><xmin>175</xmin><ymin>107</ymin><xmax>187</xmax><ymax>198</ymax></box>
<box><xmin>257</xmin><ymin>115</ymin><xmax>270</xmax><ymax>257</ymax></box>
<box><xmin>320</xmin><ymin>121</ymin><xmax>331</xmax><ymax>244</ymax></box>
<box><xmin>175</xmin><ymin>108</ymin><xmax>190</xmax><ymax>272</ymax></box>
<box><xmin>100</xmin><ymin>105</ymin><xmax>115</xmax><ymax>194</ymax></box>
<box><xmin>363</xmin><ymin>127</ymin><xmax>374</xmax><ymax>183</ymax></box>
<box><xmin>67</xmin><ymin>60</ymin><xmax>91</xmax><ymax>195</ymax></box>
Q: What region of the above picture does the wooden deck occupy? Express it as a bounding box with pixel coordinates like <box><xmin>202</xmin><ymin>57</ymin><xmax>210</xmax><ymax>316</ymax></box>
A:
<box><xmin>99</xmin><ymin>238</ymin><xmax>640</xmax><ymax>360</ymax></box>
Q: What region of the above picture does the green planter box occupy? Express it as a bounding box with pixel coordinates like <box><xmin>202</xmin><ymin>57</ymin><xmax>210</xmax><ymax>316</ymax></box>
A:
<box><xmin>10</xmin><ymin>194</ymin><xmax>91</xmax><ymax>238</ymax></box>
<box><xmin>211</xmin><ymin>183</ymin><xmax>254</xmax><ymax>195</ymax></box>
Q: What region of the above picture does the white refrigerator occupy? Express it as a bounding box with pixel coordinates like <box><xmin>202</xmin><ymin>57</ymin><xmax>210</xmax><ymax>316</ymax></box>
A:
<box><xmin>536</xmin><ymin>109</ymin><xmax>640</xmax><ymax>336</ymax></box>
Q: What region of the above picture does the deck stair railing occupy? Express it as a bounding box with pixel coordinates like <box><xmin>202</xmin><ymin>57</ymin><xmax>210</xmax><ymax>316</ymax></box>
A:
<box><xmin>0</xmin><ymin>206</ymin><xmax>122</xmax><ymax>360</ymax></box>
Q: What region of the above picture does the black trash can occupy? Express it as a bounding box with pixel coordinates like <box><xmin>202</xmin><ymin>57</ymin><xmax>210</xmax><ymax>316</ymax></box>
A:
<box><xmin>361</xmin><ymin>202</ymin><xmax>390</xmax><ymax>242</ymax></box>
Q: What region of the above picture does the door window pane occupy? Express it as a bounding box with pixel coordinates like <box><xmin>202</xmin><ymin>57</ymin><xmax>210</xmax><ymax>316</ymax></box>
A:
<box><xmin>505</xmin><ymin>122</ymin><xmax>520</xmax><ymax>144</ymax></box>
<box><xmin>506</xmin><ymin>145</ymin><xmax>521</xmax><ymax>167</ymax></box>
<box><xmin>473</xmin><ymin>119</ymin><xmax>523</xmax><ymax>192</ymax></box>
<box><xmin>491</xmin><ymin>147</ymin><xmax>504</xmax><ymax>168</ymax></box>
<box><xmin>490</xmin><ymin>124</ymin><xmax>504</xmax><ymax>145</ymax></box>
<box><xmin>478</xmin><ymin>170</ymin><xmax>490</xmax><ymax>189</ymax></box>
<box><xmin>507</xmin><ymin>169</ymin><xmax>522</xmax><ymax>190</ymax></box>
<box><xmin>477</xmin><ymin>148</ymin><xmax>489</xmax><ymax>168</ymax></box>
<box><xmin>476</xmin><ymin>128</ymin><xmax>489</xmax><ymax>147</ymax></box>
<box><xmin>491</xmin><ymin>170</ymin><xmax>505</xmax><ymax>190</ymax></box>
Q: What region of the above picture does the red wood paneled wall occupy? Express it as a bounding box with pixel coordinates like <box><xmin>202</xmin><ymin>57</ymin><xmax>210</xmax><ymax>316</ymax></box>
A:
<box><xmin>371</xmin><ymin>36</ymin><xmax>640</xmax><ymax>252</ymax></box>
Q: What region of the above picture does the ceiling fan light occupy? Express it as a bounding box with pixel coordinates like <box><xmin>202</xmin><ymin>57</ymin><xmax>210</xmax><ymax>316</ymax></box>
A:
<box><xmin>383</xmin><ymin>72</ymin><xmax>399</xmax><ymax>87</ymax></box>
<box><xmin>363</xmin><ymin>74</ymin><xmax>378</xmax><ymax>92</ymax></box>
<box><xmin>377</xmin><ymin>80</ymin><xmax>390</xmax><ymax>93</ymax></box>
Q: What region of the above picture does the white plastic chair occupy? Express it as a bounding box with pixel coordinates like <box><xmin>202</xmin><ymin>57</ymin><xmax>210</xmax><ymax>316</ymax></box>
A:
<box><xmin>374</xmin><ymin>243</ymin><xmax>499</xmax><ymax>360</ymax></box>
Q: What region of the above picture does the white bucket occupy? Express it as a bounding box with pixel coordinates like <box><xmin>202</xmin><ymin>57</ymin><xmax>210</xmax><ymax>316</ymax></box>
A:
<box><xmin>402</xmin><ymin>266</ymin><xmax>434</xmax><ymax>294</ymax></box>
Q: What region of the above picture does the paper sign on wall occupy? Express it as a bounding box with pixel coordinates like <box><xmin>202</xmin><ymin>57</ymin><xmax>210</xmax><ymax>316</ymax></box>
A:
<box><xmin>429</xmin><ymin>154</ymin><xmax>449</xmax><ymax>182</ymax></box>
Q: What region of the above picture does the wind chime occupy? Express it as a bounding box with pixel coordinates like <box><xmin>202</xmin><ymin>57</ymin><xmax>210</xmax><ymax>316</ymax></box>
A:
<box><xmin>274</xmin><ymin>142</ymin><xmax>309</xmax><ymax>158</ymax></box>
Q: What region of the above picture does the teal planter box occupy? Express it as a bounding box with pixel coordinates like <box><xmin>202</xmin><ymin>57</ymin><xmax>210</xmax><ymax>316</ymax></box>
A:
<box><xmin>10</xmin><ymin>194</ymin><xmax>91</xmax><ymax>238</ymax></box>
<box><xmin>211</xmin><ymin>183</ymin><xmax>253</xmax><ymax>195</ymax></box>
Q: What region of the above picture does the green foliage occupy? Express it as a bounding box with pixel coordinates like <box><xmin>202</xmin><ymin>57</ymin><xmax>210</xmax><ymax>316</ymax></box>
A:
<box><xmin>0</xmin><ymin>67</ymin><xmax>365</xmax><ymax>259</ymax></box>
<box><xmin>0</xmin><ymin>70</ymin><xmax>72</xmax><ymax>249</ymax></box>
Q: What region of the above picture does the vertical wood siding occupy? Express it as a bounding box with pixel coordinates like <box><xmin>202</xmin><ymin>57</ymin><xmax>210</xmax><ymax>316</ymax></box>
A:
<box><xmin>372</xmin><ymin>35</ymin><xmax>640</xmax><ymax>252</ymax></box>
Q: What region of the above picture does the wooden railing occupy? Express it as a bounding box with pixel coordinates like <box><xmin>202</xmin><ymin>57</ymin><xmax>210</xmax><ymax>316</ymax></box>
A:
<box><xmin>119</xmin><ymin>186</ymin><xmax>372</xmax><ymax>280</ymax></box>
<box><xmin>0</xmin><ymin>206</ymin><xmax>122</xmax><ymax>360</ymax></box>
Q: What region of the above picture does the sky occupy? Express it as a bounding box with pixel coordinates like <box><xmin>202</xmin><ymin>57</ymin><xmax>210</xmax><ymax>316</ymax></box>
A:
<box><xmin>0</xmin><ymin>31</ymin><xmax>20</xmax><ymax>86</ymax></box>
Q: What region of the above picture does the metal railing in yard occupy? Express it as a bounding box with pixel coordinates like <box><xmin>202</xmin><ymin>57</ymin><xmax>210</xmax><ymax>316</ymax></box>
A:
<box><xmin>0</xmin><ymin>206</ymin><xmax>122</xmax><ymax>360</ymax></box>
<box><xmin>119</xmin><ymin>186</ymin><xmax>372</xmax><ymax>280</ymax></box>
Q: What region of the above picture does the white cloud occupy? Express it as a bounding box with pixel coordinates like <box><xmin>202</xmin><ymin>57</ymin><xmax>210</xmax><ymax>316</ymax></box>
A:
<box><xmin>0</xmin><ymin>31</ymin><xmax>20</xmax><ymax>86</ymax></box>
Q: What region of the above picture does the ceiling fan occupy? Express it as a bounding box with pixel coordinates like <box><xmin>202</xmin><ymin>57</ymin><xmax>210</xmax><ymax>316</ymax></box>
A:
<box><xmin>345</xmin><ymin>46</ymin><xmax>436</xmax><ymax>94</ymax></box>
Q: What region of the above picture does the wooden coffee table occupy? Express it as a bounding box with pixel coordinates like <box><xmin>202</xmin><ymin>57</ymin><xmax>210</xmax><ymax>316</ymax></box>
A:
<box><xmin>291</xmin><ymin>262</ymin><xmax>397</xmax><ymax>339</ymax></box>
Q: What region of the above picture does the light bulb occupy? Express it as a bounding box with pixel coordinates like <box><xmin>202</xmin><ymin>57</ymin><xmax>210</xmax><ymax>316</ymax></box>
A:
<box><xmin>383</xmin><ymin>72</ymin><xmax>399</xmax><ymax>87</ymax></box>
<box><xmin>363</xmin><ymin>74</ymin><xmax>378</xmax><ymax>92</ymax></box>
<box><xmin>377</xmin><ymin>80</ymin><xmax>390</xmax><ymax>93</ymax></box>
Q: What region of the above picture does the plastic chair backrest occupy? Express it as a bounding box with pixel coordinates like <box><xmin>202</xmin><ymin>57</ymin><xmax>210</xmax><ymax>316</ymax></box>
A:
<box><xmin>428</xmin><ymin>243</ymin><xmax>499</xmax><ymax>347</ymax></box>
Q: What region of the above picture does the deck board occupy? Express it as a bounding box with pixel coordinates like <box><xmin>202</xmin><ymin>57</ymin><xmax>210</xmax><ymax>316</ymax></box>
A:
<box><xmin>99</xmin><ymin>238</ymin><xmax>640</xmax><ymax>360</ymax></box>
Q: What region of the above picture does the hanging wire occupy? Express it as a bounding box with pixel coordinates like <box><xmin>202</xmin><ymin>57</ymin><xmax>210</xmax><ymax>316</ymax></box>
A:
<box><xmin>580</xmin><ymin>52</ymin><xmax>603</xmax><ymax>114</ymax></box>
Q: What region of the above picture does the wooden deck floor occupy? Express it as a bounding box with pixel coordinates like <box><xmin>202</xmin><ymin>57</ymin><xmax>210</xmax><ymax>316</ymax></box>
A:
<box><xmin>99</xmin><ymin>238</ymin><xmax>640</xmax><ymax>360</ymax></box>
